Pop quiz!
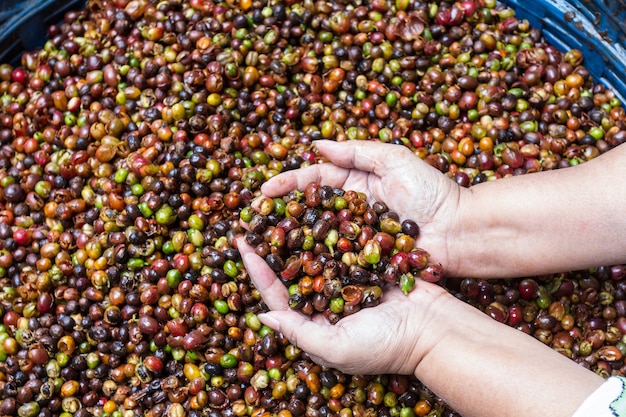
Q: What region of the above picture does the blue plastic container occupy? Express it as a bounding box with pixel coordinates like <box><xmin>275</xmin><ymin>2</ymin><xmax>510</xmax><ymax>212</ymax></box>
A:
<box><xmin>505</xmin><ymin>0</ymin><xmax>626</xmax><ymax>103</ymax></box>
<box><xmin>0</xmin><ymin>0</ymin><xmax>84</xmax><ymax>66</ymax></box>
<box><xmin>0</xmin><ymin>0</ymin><xmax>625</xmax><ymax>100</ymax></box>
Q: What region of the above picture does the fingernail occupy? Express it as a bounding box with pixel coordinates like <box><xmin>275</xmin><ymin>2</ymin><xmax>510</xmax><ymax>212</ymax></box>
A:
<box><xmin>258</xmin><ymin>313</ymin><xmax>280</xmax><ymax>331</ymax></box>
<box><xmin>232</xmin><ymin>234</ymin><xmax>243</xmax><ymax>249</ymax></box>
<box><xmin>250</xmin><ymin>196</ymin><xmax>262</xmax><ymax>210</ymax></box>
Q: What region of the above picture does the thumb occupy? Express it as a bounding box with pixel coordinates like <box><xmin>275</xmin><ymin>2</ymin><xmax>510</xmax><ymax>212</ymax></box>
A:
<box><xmin>259</xmin><ymin>310</ymin><xmax>340</xmax><ymax>357</ymax></box>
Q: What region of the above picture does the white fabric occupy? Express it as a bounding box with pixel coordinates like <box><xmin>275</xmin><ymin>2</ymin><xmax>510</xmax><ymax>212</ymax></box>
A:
<box><xmin>572</xmin><ymin>376</ymin><xmax>626</xmax><ymax>416</ymax></box>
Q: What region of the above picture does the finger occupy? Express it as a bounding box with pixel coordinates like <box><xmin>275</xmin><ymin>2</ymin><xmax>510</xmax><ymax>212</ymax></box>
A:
<box><xmin>238</xmin><ymin>219</ymin><xmax>250</xmax><ymax>231</ymax></box>
<box><xmin>237</xmin><ymin>238</ymin><xmax>290</xmax><ymax>311</ymax></box>
<box><xmin>261</xmin><ymin>163</ymin><xmax>351</xmax><ymax>196</ymax></box>
<box><xmin>314</xmin><ymin>140</ymin><xmax>409</xmax><ymax>176</ymax></box>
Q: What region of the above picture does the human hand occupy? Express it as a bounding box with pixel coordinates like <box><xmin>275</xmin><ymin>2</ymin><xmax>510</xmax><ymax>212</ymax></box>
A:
<box><xmin>260</xmin><ymin>140</ymin><xmax>464</xmax><ymax>276</ymax></box>
<box><xmin>237</xmin><ymin>237</ymin><xmax>451</xmax><ymax>376</ymax></box>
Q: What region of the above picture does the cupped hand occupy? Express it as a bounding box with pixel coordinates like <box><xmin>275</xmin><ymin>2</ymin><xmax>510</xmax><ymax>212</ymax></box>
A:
<box><xmin>237</xmin><ymin>237</ymin><xmax>451</xmax><ymax>376</ymax></box>
<box><xmin>260</xmin><ymin>140</ymin><xmax>463</xmax><ymax>275</ymax></box>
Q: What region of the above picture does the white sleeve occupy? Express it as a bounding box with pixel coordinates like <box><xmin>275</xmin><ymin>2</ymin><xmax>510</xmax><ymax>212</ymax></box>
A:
<box><xmin>572</xmin><ymin>376</ymin><xmax>626</xmax><ymax>416</ymax></box>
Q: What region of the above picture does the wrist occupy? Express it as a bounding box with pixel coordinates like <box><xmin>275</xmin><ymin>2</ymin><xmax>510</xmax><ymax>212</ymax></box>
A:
<box><xmin>404</xmin><ymin>281</ymin><xmax>462</xmax><ymax>375</ymax></box>
<box><xmin>417</xmin><ymin>184</ymin><xmax>470</xmax><ymax>278</ymax></box>
<box><xmin>438</xmin><ymin>182</ymin><xmax>513</xmax><ymax>278</ymax></box>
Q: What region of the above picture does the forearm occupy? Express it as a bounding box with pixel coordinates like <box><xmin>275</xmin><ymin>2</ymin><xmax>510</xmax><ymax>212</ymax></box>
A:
<box><xmin>447</xmin><ymin>144</ymin><xmax>626</xmax><ymax>278</ymax></box>
<box><xmin>414</xmin><ymin>294</ymin><xmax>603</xmax><ymax>417</ymax></box>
